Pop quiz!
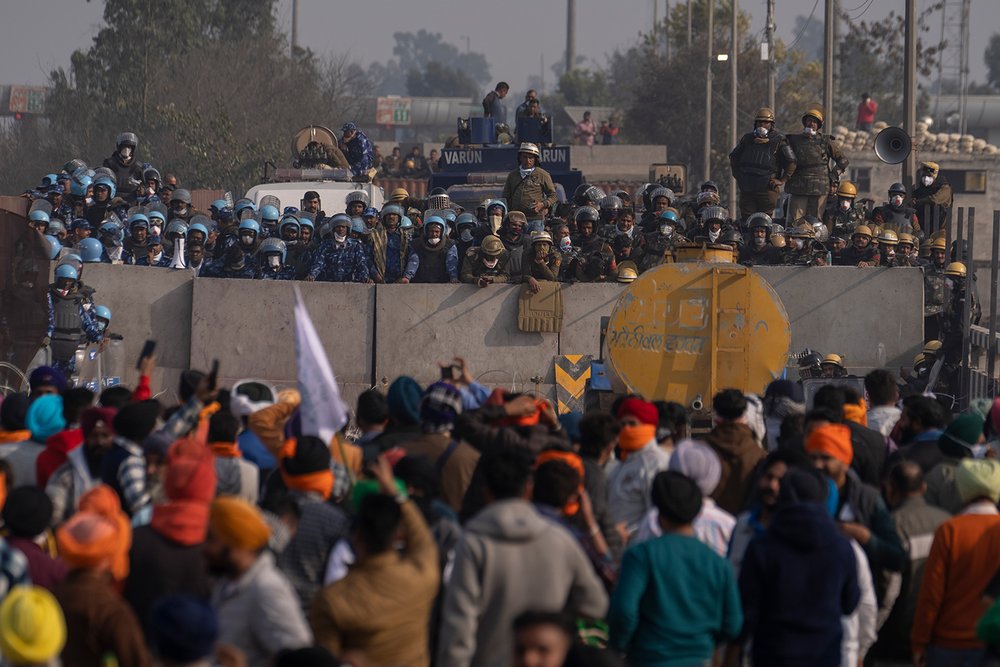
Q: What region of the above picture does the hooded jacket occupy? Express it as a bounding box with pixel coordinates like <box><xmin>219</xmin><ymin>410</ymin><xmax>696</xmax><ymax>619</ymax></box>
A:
<box><xmin>37</xmin><ymin>427</ymin><xmax>82</xmax><ymax>488</ymax></box>
<box><xmin>739</xmin><ymin>501</ymin><xmax>861</xmax><ymax>666</ymax></box>
<box><xmin>436</xmin><ymin>498</ymin><xmax>608</xmax><ymax>667</ymax></box>
<box><xmin>706</xmin><ymin>422</ymin><xmax>765</xmax><ymax>515</ymax></box>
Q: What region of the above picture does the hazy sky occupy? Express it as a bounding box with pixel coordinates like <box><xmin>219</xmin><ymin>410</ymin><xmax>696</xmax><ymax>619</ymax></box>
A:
<box><xmin>0</xmin><ymin>0</ymin><xmax>992</xmax><ymax>93</ymax></box>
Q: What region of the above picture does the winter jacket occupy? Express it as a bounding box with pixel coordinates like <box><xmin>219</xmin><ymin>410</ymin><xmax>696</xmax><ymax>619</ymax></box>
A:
<box><xmin>36</xmin><ymin>427</ymin><xmax>82</xmax><ymax>489</ymax></box>
<box><xmin>310</xmin><ymin>501</ymin><xmax>439</xmax><ymax>666</ymax></box>
<box><xmin>501</xmin><ymin>167</ymin><xmax>557</xmax><ymax>217</ymax></box>
<box><xmin>436</xmin><ymin>498</ymin><xmax>608</xmax><ymax>667</ymax></box>
<box><xmin>400</xmin><ymin>432</ymin><xmax>480</xmax><ymax>514</ymax></box>
<box><xmin>45</xmin><ymin>446</ymin><xmax>98</xmax><ymax>525</ymax></box>
<box><xmin>846</xmin><ymin>421</ymin><xmax>888</xmax><ymax>487</ymax></box>
<box><xmin>739</xmin><ymin>501</ymin><xmax>860</xmax><ymax>667</ymax></box>
<box><xmin>706</xmin><ymin>422</ymin><xmax>765</xmax><ymax>515</ymax></box>
<box><xmin>607</xmin><ymin>441</ymin><xmax>672</xmax><ymax>536</ymax></box>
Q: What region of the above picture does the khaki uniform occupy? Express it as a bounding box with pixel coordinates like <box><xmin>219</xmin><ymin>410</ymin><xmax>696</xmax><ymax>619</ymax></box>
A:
<box><xmin>786</xmin><ymin>133</ymin><xmax>849</xmax><ymax>222</ymax></box>
<box><xmin>501</xmin><ymin>167</ymin><xmax>558</xmax><ymax>219</ymax></box>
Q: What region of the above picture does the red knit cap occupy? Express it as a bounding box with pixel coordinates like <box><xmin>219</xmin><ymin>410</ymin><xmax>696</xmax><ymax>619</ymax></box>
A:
<box><xmin>617</xmin><ymin>398</ymin><xmax>659</xmax><ymax>426</ymax></box>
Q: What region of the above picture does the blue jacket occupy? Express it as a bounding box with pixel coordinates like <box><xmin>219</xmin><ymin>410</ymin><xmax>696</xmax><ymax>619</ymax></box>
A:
<box><xmin>344</xmin><ymin>130</ymin><xmax>374</xmax><ymax>177</ymax></box>
<box><xmin>739</xmin><ymin>501</ymin><xmax>860</xmax><ymax>667</ymax></box>
<box><xmin>308</xmin><ymin>239</ymin><xmax>370</xmax><ymax>283</ymax></box>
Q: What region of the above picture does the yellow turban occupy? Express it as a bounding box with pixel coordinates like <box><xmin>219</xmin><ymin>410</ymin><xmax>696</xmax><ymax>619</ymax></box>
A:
<box><xmin>0</xmin><ymin>586</ymin><xmax>66</xmax><ymax>665</ymax></box>
<box><xmin>209</xmin><ymin>496</ymin><xmax>271</xmax><ymax>551</ymax></box>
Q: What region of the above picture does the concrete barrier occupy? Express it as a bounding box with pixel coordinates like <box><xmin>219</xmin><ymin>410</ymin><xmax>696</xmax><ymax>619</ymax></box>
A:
<box><xmin>51</xmin><ymin>265</ymin><xmax>925</xmax><ymax>402</ymax></box>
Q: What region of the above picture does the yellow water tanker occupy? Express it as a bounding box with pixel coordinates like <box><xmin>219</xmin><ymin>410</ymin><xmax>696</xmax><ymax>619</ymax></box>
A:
<box><xmin>606</xmin><ymin>262</ymin><xmax>791</xmax><ymax>407</ymax></box>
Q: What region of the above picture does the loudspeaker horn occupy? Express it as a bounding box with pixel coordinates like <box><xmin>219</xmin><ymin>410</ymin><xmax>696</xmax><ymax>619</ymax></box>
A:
<box><xmin>874</xmin><ymin>126</ymin><xmax>912</xmax><ymax>165</ymax></box>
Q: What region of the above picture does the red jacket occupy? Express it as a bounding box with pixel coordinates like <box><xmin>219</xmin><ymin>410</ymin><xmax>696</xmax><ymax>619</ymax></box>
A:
<box><xmin>36</xmin><ymin>428</ymin><xmax>82</xmax><ymax>489</ymax></box>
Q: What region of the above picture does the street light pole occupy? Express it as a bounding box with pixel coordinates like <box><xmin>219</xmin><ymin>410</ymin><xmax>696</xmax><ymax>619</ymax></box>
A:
<box><xmin>766</xmin><ymin>0</ymin><xmax>775</xmax><ymax>111</ymax></box>
<box><xmin>902</xmin><ymin>0</ymin><xmax>917</xmax><ymax>188</ymax></box>
<box><xmin>703</xmin><ymin>0</ymin><xmax>714</xmax><ymax>184</ymax></box>
<box><xmin>823</xmin><ymin>0</ymin><xmax>834</xmax><ymax>130</ymax></box>
<box><xmin>730</xmin><ymin>0</ymin><xmax>739</xmax><ymax>215</ymax></box>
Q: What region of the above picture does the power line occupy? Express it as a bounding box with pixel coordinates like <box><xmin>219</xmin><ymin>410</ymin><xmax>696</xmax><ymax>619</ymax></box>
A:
<box><xmin>786</xmin><ymin>0</ymin><xmax>821</xmax><ymax>52</ymax></box>
<box><xmin>846</xmin><ymin>0</ymin><xmax>876</xmax><ymax>21</ymax></box>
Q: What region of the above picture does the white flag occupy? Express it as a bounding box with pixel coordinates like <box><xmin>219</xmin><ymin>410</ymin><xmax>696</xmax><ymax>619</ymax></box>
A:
<box><xmin>293</xmin><ymin>284</ymin><xmax>349</xmax><ymax>443</ymax></box>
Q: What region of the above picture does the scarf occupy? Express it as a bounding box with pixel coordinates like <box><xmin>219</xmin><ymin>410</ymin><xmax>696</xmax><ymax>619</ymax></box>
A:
<box><xmin>151</xmin><ymin>501</ymin><xmax>211</xmax><ymax>547</ymax></box>
<box><xmin>209</xmin><ymin>441</ymin><xmax>242</xmax><ymax>459</ymax></box>
<box><xmin>618</xmin><ymin>424</ymin><xmax>657</xmax><ymax>460</ymax></box>
<box><xmin>0</xmin><ymin>430</ymin><xmax>30</xmax><ymax>444</ymax></box>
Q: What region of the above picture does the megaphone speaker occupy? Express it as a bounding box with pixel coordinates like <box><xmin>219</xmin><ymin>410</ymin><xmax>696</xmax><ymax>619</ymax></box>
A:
<box><xmin>874</xmin><ymin>127</ymin><xmax>912</xmax><ymax>165</ymax></box>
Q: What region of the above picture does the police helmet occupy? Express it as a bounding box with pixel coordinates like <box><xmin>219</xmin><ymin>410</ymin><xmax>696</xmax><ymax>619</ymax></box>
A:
<box><xmin>573</xmin><ymin>184</ymin><xmax>598</xmax><ymax>206</ymax></box>
<box><xmin>822</xmin><ymin>353</ymin><xmax>845</xmax><ymax>368</ymax></box>
<box><xmin>755</xmin><ymin>107</ymin><xmax>776</xmax><ymax>123</ymax></box>
<box><xmin>44</xmin><ymin>236</ymin><xmax>62</xmax><ymax>260</ymax></box>
<box><xmin>802</xmin><ymin>215</ymin><xmax>828</xmax><ymax>241</ymax></box>
<box><xmin>142</xmin><ymin>166</ymin><xmax>161</xmax><ymax>183</ymax></box>
<box><xmin>260</xmin><ymin>205</ymin><xmax>280</xmax><ymax>224</ymax></box>
<box><xmin>100</xmin><ymin>222</ymin><xmax>124</xmax><ymax>244</ymax></box>
<box><xmin>41</xmin><ymin>174</ymin><xmax>60</xmax><ymax>189</ymax></box>
<box><xmin>78</xmin><ymin>238</ymin><xmax>103</xmax><ymax>262</ymax></box>
<box><xmin>94</xmin><ymin>305</ymin><xmax>112</xmax><ymax>323</ymax></box>
<box><xmin>853</xmin><ymin>224</ymin><xmax>873</xmax><ymax>239</ymax></box>
<box><xmin>700</xmin><ymin>180</ymin><xmax>719</xmax><ymax>193</ymax></box>
<box><xmin>55</xmin><ymin>263</ymin><xmax>79</xmax><ymax>281</ymax></box>
<box><xmin>239</xmin><ymin>218</ymin><xmax>261</xmax><ymax>235</ymax></box>
<box><xmin>837</xmin><ymin>181</ymin><xmax>858</xmax><ymax>198</ymax></box>
<box><xmin>187</xmin><ymin>222</ymin><xmax>209</xmax><ymax>240</ymax></box>
<box><xmin>70</xmin><ymin>175</ymin><xmax>92</xmax><ymax>197</ymax></box>
<box><xmin>70</xmin><ymin>218</ymin><xmax>92</xmax><ymax>232</ymax></box>
<box><xmin>381</xmin><ymin>204</ymin><xmax>404</xmax><ymax>220</ymax></box>
<box><xmin>616</xmin><ymin>261</ymin><xmax>639</xmax><ymax>283</ymax></box>
<box><xmin>424</xmin><ymin>215</ymin><xmax>447</xmax><ymax>235</ymax></box>
<box><xmin>456</xmin><ymin>212</ymin><xmax>478</xmax><ymax>228</ymax></box>
<box><xmin>299</xmin><ymin>217</ymin><xmax>314</xmax><ymax>233</ymax></box>
<box><xmin>944</xmin><ymin>261</ymin><xmax>966</xmax><ymax>277</ymax></box>
<box><xmin>658</xmin><ymin>209</ymin><xmax>679</xmax><ymax>223</ymax></box>
<box><xmin>600</xmin><ymin>195</ymin><xmax>623</xmax><ymax>211</ymax></box>
<box><xmin>279</xmin><ymin>215</ymin><xmax>300</xmax><ymax>233</ymax></box>
<box><xmin>575</xmin><ymin>206</ymin><xmax>600</xmax><ymax>224</ymax></box>
<box><xmin>722</xmin><ymin>228</ymin><xmax>745</xmax><ymax>247</ymax></box>
<box><xmin>330</xmin><ymin>213</ymin><xmax>352</xmax><ymax>230</ymax></box>
<box><xmin>877</xmin><ymin>229</ymin><xmax>899</xmax><ymax>245</ymax></box>
<box><xmin>129</xmin><ymin>212</ymin><xmax>150</xmax><ymax>229</ymax></box>
<box><xmin>929</xmin><ymin>237</ymin><xmax>947</xmax><ymax>251</ymax></box>
<box><xmin>48</xmin><ymin>219</ymin><xmax>66</xmax><ymax>236</ymax></box>
<box><xmin>170</xmin><ymin>188</ymin><xmax>192</xmax><ymax>205</ymax></box>
<box><xmin>888</xmin><ymin>182</ymin><xmax>907</xmax><ymax>196</ymax></box>
<box><xmin>92</xmin><ymin>176</ymin><xmax>117</xmax><ymax>200</ymax></box>
<box><xmin>258</xmin><ymin>237</ymin><xmax>287</xmax><ymax>264</ymax></box>
<box><xmin>350</xmin><ymin>217</ymin><xmax>368</xmax><ymax>235</ymax></box>
<box><xmin>700</xmin><ymin>206</ymin><xmax>728</xmax><ymax>224</ymax></box>
<box><xmin>345</xmin><ymin>190</ymin><xmax>370</xmax><ymax>206</ymax></box>
<box><xmin>486</xmin><ymin>200</ymin><xmax>508</xmax><ymax>216</ymax></box>
<box><xmin>29</xmin><ymin>209</ymin><xmax>50</xmax><ymax>224</ymax></box>
<box><xmin>798</xmin><ymin>349</ymin><xmax>823</xmax><ymax>375</ymax></box>
<box><xmin>481</xmin><ymin>235</ymin><xmax>504</xmax><ymax>256</ymax></box>
<box><xmin>116</xmin><ymin>132</ymin><xmax>138</xmax><ymax>148</ymax></box>
<box><xmin>786</xmin><ymin>223</ymin><xmax>816</xmax><ymax>239</ymax></box>
<box><xmin>400</xmin><ymin>216</ymin><xmax>414</xmax><ymax>230</ymax></box>
<box><xmin>897</xmin><ymin>232</ymin><xmax>915</xmax><ymax>247</ymax></box>
<box><xmin>165</xmin><ymin>220</ymin><xmax>188</xmax><ymax>239</ymax></box>
<box><xmin>923</xmin><ymin>340</ymin><xmax>943</xmax><ymax>355</ymax></box>
<box><xmin>649</xmin><ymin>187</ymin><xmax>673</xmax><ymax>204</ymax></box>
<box><xmin>747</xmin><ymin>212</ymin><xmax>773</xmax><ymax>230</ymax></box>
<box><xmin>210</xmin><ymin>199</ymin><xmax>228</xmax><ymax>214</ymax></box>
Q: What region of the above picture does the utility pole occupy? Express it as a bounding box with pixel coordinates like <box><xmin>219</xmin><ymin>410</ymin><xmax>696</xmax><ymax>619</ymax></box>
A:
<box><xmin>687</xmin><ymin>0</ymin><xmax>693</xmax><ymax>48</ymax></box>
<box><xmin>823</xmin><ymin>0</ymin><xmax>834</xmax><ymax>130</ymax></box>
<box><xmin>730</xmin><ymin>0</ymin><xmax>739</xmax><ymax>215</ymax></box>
<box><xmin>766</xmin><ymin>0</ymin><xmax>775</xmax><ymax>111</ymax></box>
<box><xmin>291</xmin><ymin>0</ymin><xmax>299</xmax><ymax>58</ymax></box>
<box><xmin>959</xmin><ymin>0</ymin><xmax>971</xmax><ymax>135</ymax></box>
<box><xmin>566</xmin><ymin>0</ymin><xmax>577</xmax><ymax>75</ymax></box>
<box><xmin>664</xmin><ymin>0</ymin><xmax>671</xmax><ymax>61</ymax></box>
<box><xmin>902</xmin><ymin>0</ymin><xmax>918</xmax><ymax>187</ymax></box>
<box><xmin>703</xmin><ymin>0</ymin><xmax>714</xmax><ymax>183</ymax></box>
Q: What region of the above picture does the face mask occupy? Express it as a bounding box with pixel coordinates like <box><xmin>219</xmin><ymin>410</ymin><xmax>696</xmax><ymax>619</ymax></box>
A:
<box><xmin>120</xmin><ymin>147</ymin><xmax>132</xmax><ymax>159</ymax></box>
<box><xmin>488</xmin><ymin>214</ymin><xmax>502</xmax><ymax>233</ymax></box>
<box><xmin>334</xmin><ymin>232</ymin><xmax>347</xmax><ymax>243</ymax></box>
<box><xmin>519</xmin><ymin>167</ymin><xmax>535</xmax><ymax>178</ymax></box>
<box><xmin>150</xmin><ymin>252</ymin><xmax>163</xmax><ymax>263</ymax></box>
<box><xmin>96</xmin><ymin>321</ymin><xmax>107</xmax><ymax>333</ymax></box>
<box><xmin>792</xmin><ymin>238</ymin><xmax>805</xmax><ymax>250</ymax></box>
<box><xmin>460</xmin><ymin>229</ymin><xmax>473</xmax><ymax>243</ymax></box>
<box><xmin>268</xmin><ymin>255</ymin><xmax>281</xmax><ymax>268</ymax></box>
<box><xmin>483</xmin><ymin>257</ymin><xmax>499</xmax><ymax>269</ymax></box>
<box><xmin>754</xmin><ymin>126</ymin><xmax>769</xmax><ymax>138</ymax></box>
<box><xmin>840</xmin><ymin>200</ymin><xmax>851</xmax><ymax>211</ymax></box>
<box><xmin>560</xmin><ymin>237</ymin><xmax>573</xmax><ymax>252</ymax></box>
<box><xmin>921</xmin><ymin>175</ymin><xmax>934</xmax><ymax>186</ymax></box>
<box><xmin>803</xmin><ymin>127</ymin><xmax>817</xmax><ymax>136</ymax></box>
<box><xmin>618</xmin><ymin>424</ymin><xmax>657</xmax><ymax>451</ymax></box>
<box><xmin>660</xmin><ymin>224</ymin><xmax>673</xmax><ymax>236</ymax></box>
<box><xmin>108</xmin><ymin>247</ymin><xmax>123</xmax><ymax>261</ymax></box>
<box><xmin>890</xmin><ymin>195</ymin><xmax>904</xmax><ymax>207</ymax></box>
<box><xmin>427</xmin><ymin>236</ymin><xmax>441</xmax><ymax>246</ymax></box>
<box><xmin>150</xmin><ymin>223</ymin><xmax>162</xmax><ymax>236</ymax></box>
<box><xmin>885</xmin><ymin>248</ymin><xmax>895</xmax><ymax>257</ymax></box>
<box><xmin>972</xmin><ymin>444</ymin><xmax>990</xmax><ymax>459</ymax></box>
<box><xmin>708</xmin><ymin>229</ymin><xmax>721</xmax><ymax>242</ymax></box>
<box><xmin>56</xmin><ymin>288</ymin><xmax>69</xmax><ymax>297</ymax></box>
<box><xmin>241</xmin><ymin>233</ymin><xmax>255</xmax><ymax>245</ymax></box>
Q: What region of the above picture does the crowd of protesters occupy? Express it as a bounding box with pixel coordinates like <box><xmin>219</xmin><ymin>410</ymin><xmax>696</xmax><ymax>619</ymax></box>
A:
<box><xmin>0</xmin><ymin>354</ymin><xmax>997</xmax><ymax>667</ymax></box>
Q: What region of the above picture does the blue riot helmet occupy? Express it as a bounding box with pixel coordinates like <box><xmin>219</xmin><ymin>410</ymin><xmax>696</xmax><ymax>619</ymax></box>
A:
<box><xmin>400</xmin><ymin>215</ymin><xmax>413</xmax><ymax>230</ymax></box>
<box><xmin>238</xmin><ymin>218</ymin><xmax>260</xmax><ymax>249</ymax></box>
<box><xmin>260</xmin><ymin>205</ymin><xmax>280</xmax><ymax>232</ymax></box>
<box><xmin>165</xmin><ymin>220</ymin><xmax>188</xmax><ymax>240</ymax></box>
<box><xmin>70</xmin><ymin>174</ymin><xmax>92</xmax><ymax>198</ymax></box>
<box><xmin>78</xmin><ymin>237</ymin><xmax>104</xmax><ymax>263</ymax></box>
<box><xmin>442</xmin><ymin>210</ymin><xmax>457</xmax><ymax>225</ymax></box>
<box><xmin>350</xmin><ymin>217</ymin><xmax>369</xmax><ymax>236</ymax></box>
<box><xmin>258</xmin><ymin>237</ymin><xmax>287</xmax><ymax>269</ymax></box>
<box><xmin>146</xmin><ymin>207</ymin><xmax>167</xmax><ymax>224</ymax></box>
<box><xmin>100</xmin><ymin>222</ymin><xmax>124</xmax><ymax>247</ymax></box>
<box><xmin>278</xmin><ymin>215</ymin><xmax>300</xmax><ymax>245</ymax></box>
<box><xmin>128</xmin><ymin>212</ymin><xmax>150</xmax><ymax>229</ymax></box>
<box><xmin>93</xmin><ymin>305</ymin><xmax>112</xmax><ymax>333</ymax></box>
<box><xmin>47</xmin><ymin>219</ymin><xmax>67</xmax><ymax>239</ymax></box>
<box><xmin>92</xmin><ymin>175</ymin><xmax>117</xmax><ymax>201</ymax></box>
<box><xmin>210</xmin><ymin>199</ymin><xmax>228</xmax><ymax>214</ymax></box>
<box><xmin>424</xmin><ymin>215</ymin><xmax>446</xmax><ymax>238</ymax></box>
<box><xmin>70</xmin><ymin>218</ymin><xmax>93</xmax><ymax>235</ymax></box>
<box><xmin>41</xmin><ymin>174</ymin><xmax>60</xmax><ymax>190</ymax></box>
<box><xmin>44</xmin><ymin>235</ymin><xmax>62</xmax><ymax>260</ymax></box>
<box><xmin>233</xmin><ymin>198</ymin><xmax>256</xmax><ymax>221</ymax></box>
<box><xmin>55</xmin><ymin>263</ymin><xmax>79</xmax><ymax>282</ymax></box>
<box><xmin>28</xmin><ymin>209</ymin><xmax>50</xmax><ymax>231</ymax></box>
<box><xmin>187</xmin><ymin>222</ymin><xmax>209</xmax><ymax>245</ymax></box>
<box><xmin>299</xmin><ymin>217</ymin><xmax>315</xmax><ymax>244</ymax></box>
<box><xmin>330</xmin><ymin>214</ymin><xmax>352</xmax><ymax>239</ymax></box>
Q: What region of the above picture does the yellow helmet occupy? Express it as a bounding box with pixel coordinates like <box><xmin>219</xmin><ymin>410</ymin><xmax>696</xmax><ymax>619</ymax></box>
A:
<box><xmin>944</xmin><ymin>261</ymin><xmax>967</xmax><ymax>277</ymax></box>
<box><xmin>930</xmin><ymin>238</ymin><xmax>948</xmax><ymax>251</ymax></box>
<box><xmin>822</xmin><ymin>353</ymin><xmax>844</xmax><ymax>368</ymax></box>
<box><xmin>617</xmin><ymin>261</ymin><xmax>639</xmax><ymax>283</ymax></box>
<box><xmin>853</xmin><ymin>224</ymin><xmax>873</xmax><ymax>239</ymax></box>
<box><xmin>923</xmin><ymin>339</ymin><xmax>943</xmax><ymax>355</ymax></box>
<box><xmin>755</xmin><ymin>107</ymin><xmax>776</xmax><ymax>123</ymax></box>
<box><xmin>771</xmin><ymin>234</ymin><xmax>786</xmax><ymax>248</ymax></box>
<box><xmin>914</xmin><ymin>353</ymin><xmax>926</xmax><ymax>366</ymax></box>
<box><xmin>877</xmin><ymin>229</ymin><xmax>899</xmax><ymax>245</ymax></box>
<box><xmin>787</xmin><ymin>222</ymin><xmax>816</xmax><ymax>239</ymax></box>
<box><xmin>897</xmin><ymin>232</ymin><xmax>915</xmax><ymax>247</ymax></box>
<box><xmin>837</xmin><ymin>181</ymin><xmax>858</xmax><ymax>198</ymax></box>
<box><xmin>803</xmin><ymin>107</ymin><xmax>825</xmax><ymax>127</ymax></box>
<box><xmin>389</xmin><ymin>187</ymin><xmax>409</xmax><ymax>202</ymax></box>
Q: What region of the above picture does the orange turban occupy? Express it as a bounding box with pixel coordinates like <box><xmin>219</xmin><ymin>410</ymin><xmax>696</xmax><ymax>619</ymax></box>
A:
<box><xmin>56</xmin><ymin>513</ymin><xmax>120</xmax><ymax>572</ymax></box>
<box><xmin>75</xmin><ymin>485</ymin><xmax>132</xmax><ymax>581</ymax></box>
<box><xmin>805</xmin><ymin>423</ymin><xmax>854</xmax><ymax>467</ymax></box>
<box><xmin>209</xmin><ymin>497</ymin><xmax>271</xmax><ymax>552</ymax></box>
<box><xmin>843</xmin><ymin>399</ymin><xmax>868</xmax><ymax>428</ymax></box>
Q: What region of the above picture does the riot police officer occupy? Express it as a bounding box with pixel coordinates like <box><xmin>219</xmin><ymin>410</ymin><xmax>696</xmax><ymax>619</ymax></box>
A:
<box><xmin>640</xmin><ymin>186</ymin><xmax>675</xmax><ymax>232</ymax></box>
<box><xmin>461</xmin><ymin>234</ymin><xmax>511</xmax><ymax>287</ymax></box>
<box><xmin>102</xmin><ymin>132</ymin><xmax>143</xmax><ymax>194</ymax></box>
<box><xmin>640</xmin><ymin>209</ymin><xmax>685</xmax><ymax>271</ymax></box>
<box><xmin>729</xmin><ymin>107</ymin><xmax>797</xmax><ymax>222</ymax></box>
<box><xmin>896</xmin><ymin>233</ymin><xmax>925</xmax><ymax>267</ymax></box>
<box><xmin>785</xmin><ymin>107</ymin><xmax>849</xmax><ymax>222</ymax></box>
<box><xmin>837</xmin><ymin>224</ymin><xmax>879</xmax><ymax>267</ymax></box>
<box><xmin>46</xmin><ymin>264</ymin><xmax>103</xmax><ymax>374</ymax></box>
<box><xmin>911</xmin><ymin>161</ymin><xmax>953</xmax><ymax>235</ymax></box>
<box><xmin>739</xmin><ymin>213</ymin><xmax>780</xmax><ymax>266</ymax></box>
<box><xmin>820</xmin><ymin>354</ymin><xmax>848</xmax><ymax>378</ymax></box>
<box><xmin>871</xmin><ymin>183</ymin><xmax>920</xmax><ymax>237</ymax></box>
<box><xmin>781</xmin><ymin>223</ymin><xmax>826</xmax><ymax>266</ymax></box>
<box><xmin>876</xmin><ymin>229</ymin><xmax>901</xmax><ymax>267</ymax></box>
<box><xmin>255</xmin><ymin>238</ymin><xmax>298</xmax><ymax>280</ymax></box>
<box><xmin>822</xmin><ymin>181</ymin><xmax>865</xmax><ymax>239</ymax></box>
<box><xmin>940</xmin><ymin>261</ymin><xmax>981</xmax><ymax>367</ymax></box>
<box><xmin>923</xmin><ymin>237</ymin><xmax>950</xmax><ymax>341</ymax></box>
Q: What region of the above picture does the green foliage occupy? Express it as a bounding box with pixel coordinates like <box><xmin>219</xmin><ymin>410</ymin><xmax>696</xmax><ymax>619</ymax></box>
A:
<box><xmin>370</xmin><ymin>30</ymin><xmax>492</xmax><ymax>96</ymax></box>
<box><xmin>406</xmin><ymin>61</ymin><xmax>479</xmax><ymax>98</ymax></box>
<box><xmin>0</xmin><ymin>0</ymin><xmax>372</xmax><ymax>196</ymax></box>
<box><xmin>985</xmin><ymin>33</ymin><xmax>1000</xmax><ymax>91</ymax></box>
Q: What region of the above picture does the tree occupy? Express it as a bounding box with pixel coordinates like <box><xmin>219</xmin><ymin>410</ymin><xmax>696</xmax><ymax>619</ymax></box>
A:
<box><xmin>0</xmin><ymin>0</ymin><xmax>373</xmax><ymax>195</ymax></box>
<box><xmin>985</xmin><ymin>33</ymin><xmax>1000</xmax><ymax>91</ymax></box>
<box><xmin>392</xmin><ymin>30</ymin><xmax>491</xmax><ymax>86</ymax></box>
<box><xmin>406</xmin><ymin>61</ymin><xmax>479</xmax><ymax>98</ymax></box>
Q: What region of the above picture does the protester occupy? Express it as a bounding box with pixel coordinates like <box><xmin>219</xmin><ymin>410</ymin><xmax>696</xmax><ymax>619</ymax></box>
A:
<box><xmin>2</xmin><ymin>487</ymin><xmax>65</xmax><ymax>590</ymax></box>
<box><xmin>0</xmin><ymin>586</ymin><xmax>67</xmax><ymax>667</ymax></box>
<box><xmin>607</xmin><ymin>397</ymin><xmax>671</xmax><ymax>539</ymax></box>
<box><xmin>706</xmin><ymin>389</ymin><xmax>765</xmax><ymax>515</ymax></box>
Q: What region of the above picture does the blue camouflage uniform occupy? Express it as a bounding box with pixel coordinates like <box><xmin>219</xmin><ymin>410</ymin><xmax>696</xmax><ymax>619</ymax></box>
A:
<box><xmin>308</xmin><ymin>239</ymin><xmax>371</xmax><ymax>283</ymax></box>
<box><xmin>46</xmin><ymin>290</ymin><xmax>104</xmax><ymax>374</ymax></box>
<box><xmin>403</xmin><ymin>242</ymin><xmax>460</xmax><ymax>282</ymax></box>
<box><xmin>344</xmin><ymin>130</ymin><xmax>375</xmax><ymax>178</ymax></box>
<box><xmin>200</xmin><ymin>257</ymin><xmax>257</xmax><ymax>279</ymax></box>
<box><xmin>256</xmin><ymin>263</ymin><xmax>299</xmax><ymax>281</ymax></box>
